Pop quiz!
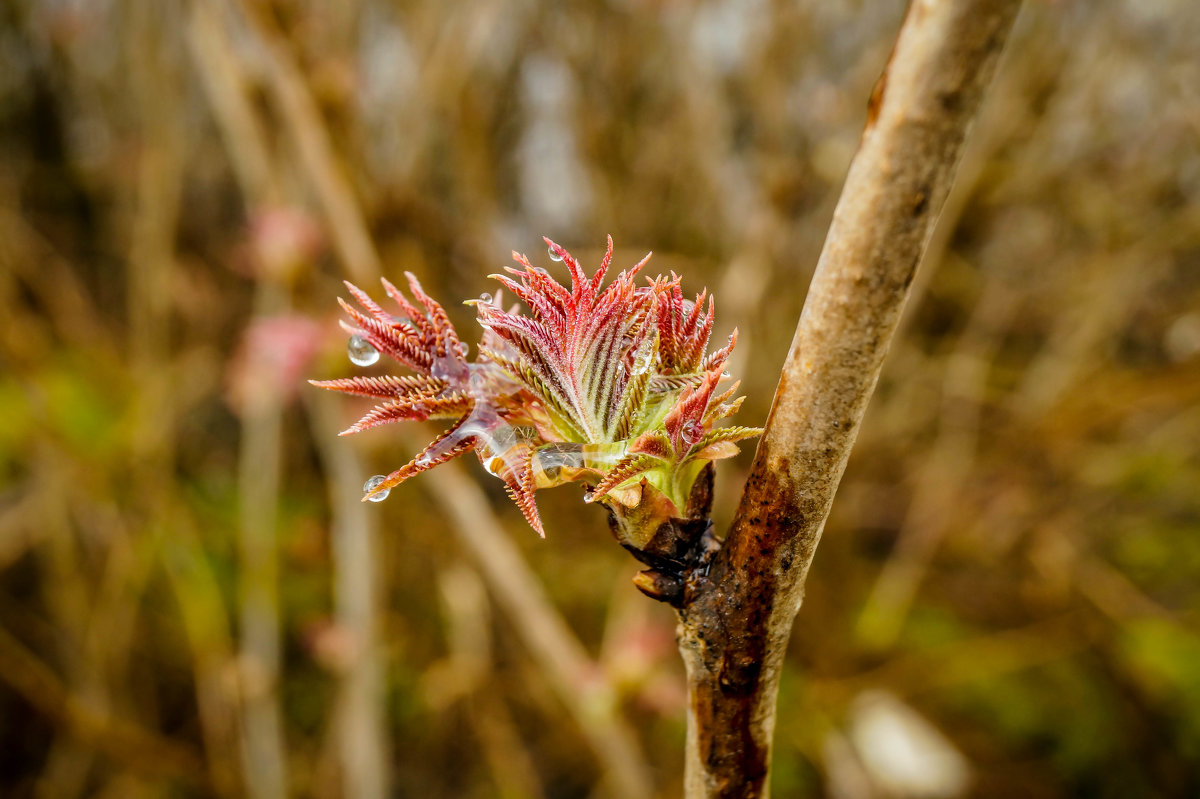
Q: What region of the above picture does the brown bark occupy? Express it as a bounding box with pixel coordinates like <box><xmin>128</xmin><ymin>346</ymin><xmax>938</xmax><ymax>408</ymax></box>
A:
<box><xmin>674</xmin><ymin>1</ymin><xmax>1023</xmax><ymax>795</ymax></box>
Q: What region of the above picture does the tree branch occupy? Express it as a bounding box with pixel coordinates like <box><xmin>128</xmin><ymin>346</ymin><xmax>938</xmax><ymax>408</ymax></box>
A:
<box><xmin>675</xmin><ymin>1</ymin><xmax>1023</xmax><ymax>795</ymax></box>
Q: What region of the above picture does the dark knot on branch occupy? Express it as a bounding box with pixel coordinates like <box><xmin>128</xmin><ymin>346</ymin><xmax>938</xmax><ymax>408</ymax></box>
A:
<box><xmin>606</xmin><ymin>462</ymin><xmax>720</xmax><ymax>608</ymax></box>
<box><xmin>624</xmin><ymin>518</ymin><xmax>720</xmax><ymax>608</ymax></box>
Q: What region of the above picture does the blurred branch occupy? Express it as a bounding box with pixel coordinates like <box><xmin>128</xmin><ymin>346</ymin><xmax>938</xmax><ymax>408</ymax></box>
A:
<box><xmin>185</xmin><ymin>0</ymin><xmax>280</xmax><ymax>208</ymax></box>
<box><xmin>892</xmin><ymin>35</ymin><xmax>1035</xmax><ymax>344</ymax></box>
<box><xmin>307</xmin><ymin>393</ymin><xmax>389</xmax><ymax>799</ymax></box>
<box><xmin>431</xmin><ymin>565</ymin><xmax>546</xmax><ymax>799</ymax></box>
<box><xmin>162</xmin><ymin>516</ymin><xmax>245</xmax><ymax>798</ymax></box>
<box><xmin>676</xmin><ymin>1</ymin><xmax>1023</xmax><ymax>796</ymax></box>
<box><xmin>234</xmin><ymin>293</ymin><xmax>291</xmax><ymax>799</ymax></box>
<box><xmin>38</xmin><ymin>467</ymin><xmax>102</xmax><ymax>798</ymax></box>
<box><xmin>227</xmin><ymin>0</ymin><xmax>380</xmax><ymax>281</ymax></box>
<box><xmin>0</xmin><ymin>208</ymin><xmax>116</xmax><ymax>361</ymax></box>
<box><xmin>185</xmin><ymin>6</ymin><xmax>292</xmax><ymax>798</ymax></box>
<box><xmin>856</xmin><ymin>274</ymin><xmax>1019</xmax><ymax>649</ymax></box>
<box><xmin>816</xmin><ymin>614</ymin><xmax>1090</xmax><ymax>704</ymax></box>
<box><xmin>115</xmin><ymin>15</ymin><xmax>188</xmax><ymax>790</ymax></box>
<box><xmin>1075</xmin><ymin>556</ymin><xmax>1179</xmax><ymax>625</ymax></box>
<box><xmin>1012</xmin><ymin>253</ymin><xmax>1151</xmax><ymax>417</ymax></box>
<box><xmin>0</xmin><ymin>622</ymin><xmax>208</xmax><ymax>786</ymax></box>
<box><xmin>414</xmin><ymin>443</ymin><xmax>655</xmax><ymax>799</ymax></box>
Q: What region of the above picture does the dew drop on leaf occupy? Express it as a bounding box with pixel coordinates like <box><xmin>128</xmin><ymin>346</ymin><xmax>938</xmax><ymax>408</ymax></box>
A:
<box><xmin>547</xmin><ymin>245</ymin><xmax>563</xmax><ymax>262</ymax></box>
<box><xmin>363</xmin><ymin>474</ymin><xmax>390</xmax><ymax>502</ymax></box>
<box><xmin>681</xmin><ymin>420</ymin><xmax>703</xmax><ymax>446</ymax></box>
<box><xmin>431</xmin><ymin>352</ymin><xmax>470</xmax><ymax>385</ymax></box>
<box><xmin>532</xmin><ymin>442</ymin><xmax>586</xmax><ymax>486</ymax></box>
<box><xmin>347</xmin><ymin>335</ymin><xmax>380</xmax><ymax>367</ymax></box>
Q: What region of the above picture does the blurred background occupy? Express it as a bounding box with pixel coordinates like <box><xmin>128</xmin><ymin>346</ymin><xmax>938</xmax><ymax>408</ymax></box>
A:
<box><xmin>1</xmin><ymin>0</ymin><xmax>1198</xmax><ymax>797</ymax></box>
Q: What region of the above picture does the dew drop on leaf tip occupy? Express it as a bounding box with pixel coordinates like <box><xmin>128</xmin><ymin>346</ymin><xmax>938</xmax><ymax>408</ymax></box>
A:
<box><xmin>347</xmin><ymin>334</ymin><xmax>380</xmax><ymax>367</ymax></box>
<box><xmin>547</xmin><ymin>245</ymin><xmax>563</xmax><ymax>262</ymax></box>
<box><xmin>363</xmin><ymin>474</ymin><xmax>390</xmax><ymax>502</ymax></box>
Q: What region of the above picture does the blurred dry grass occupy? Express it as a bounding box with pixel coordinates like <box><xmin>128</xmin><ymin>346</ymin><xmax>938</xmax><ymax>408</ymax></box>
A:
<box><xmin>1</xmin><ymin>0</ymin><xmax>1198</xmax><ymax>797</ymax></box>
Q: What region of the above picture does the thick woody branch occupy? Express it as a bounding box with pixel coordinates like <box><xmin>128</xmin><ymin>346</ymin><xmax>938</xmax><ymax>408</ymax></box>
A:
<box><xmin>675</xmin><ymin>1</ymin><xmax>1023</xmax><ymax>796</ymax></box>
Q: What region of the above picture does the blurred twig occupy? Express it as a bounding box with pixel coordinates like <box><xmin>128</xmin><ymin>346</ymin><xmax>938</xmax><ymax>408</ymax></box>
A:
<box><xmin>0</xmin><ymin>209</ymin><xmax>116</xmax><ymax>359</ymax></box>
<box><xmin>186</xmin><ymin>5</ymin><xmax>292</xmax><ymax>798</ymax></box>
<box><xmin>815</xmin><ymin>614</ymin><xmax>1091</xmax><ymax>704</ymax></box>
<box><xmin>307</xmin><ymin>393</ymin><xmax>389</xmax><ymax>799</ymax></box>
<box><xmin>227</xmin><ymin>0</ymin><xmax>380</xmax><ymax>282</ymax></box>
<box><xmin>162</xmin><ymin>516</ymin><xmax>245</xmax><ymax>798</ymax></box>
<box><xmin>191</xmin><ymin>4</ymin><xmax>395</xmax><ymax>797</ymax></box>
<box><xmin>38</xmin><ymin>466</ymin><xmax>102</xmax><ymax>798</ymax></box>
<box><xmin>430</xmin><ymin>565</ymin><xmax>546</xmax><ymax>799</ymax></box>
<box><xmin>856</xmin><ymin>274</ymin><xmax>1019</xmax><ymax>650</ymax></box>
<box><xmin>234</xmin><ymin>280</ymin><xmax>291</xmax><ymax>799</ymax></box>
<box><xmin>185</xmin><ymin>0</ymin><xmax>280</xmax><ymax>207</ymax></box>
<box><xmin>414</xmin><ymin>447</ymin><xmax>654</xmax><ymax>799</ymax></box>
<box><xmin>1013</xmin><ymin>253</ymin><xmax>1153</xmax><ymax>417</ymax></box>
<box><xmin>0</xmin><ymin>622</ymin><xmax>208</xmax><ymax>786</ymax></box>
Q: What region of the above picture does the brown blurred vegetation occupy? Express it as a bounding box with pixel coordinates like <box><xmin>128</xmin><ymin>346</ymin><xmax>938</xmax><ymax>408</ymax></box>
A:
<box><xmin>1</xmin><ymin>0</ymin><xmax>1198</xmax><ymax>797</ymax></box>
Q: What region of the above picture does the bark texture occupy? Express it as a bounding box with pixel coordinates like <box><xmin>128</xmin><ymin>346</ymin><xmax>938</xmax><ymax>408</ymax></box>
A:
<box><xmin>675</xmin><ymin>1</ymin><xmax>1023</xmax><ymax>795</ymax></box>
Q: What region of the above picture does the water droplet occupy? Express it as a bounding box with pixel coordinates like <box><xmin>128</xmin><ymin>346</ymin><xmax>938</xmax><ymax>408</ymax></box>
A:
<box><xmin>531</xmin><ymin>442</ymin><xmax>586</xmax><ymax>487</ymax></box>
<box><xmin>347</xmin><ymin>335</ymin><xmax>380</xmax><ymax>367</ymax></box>
<box><xmin>681</xmin><ymin>420</ymin><xmax>704</xmax><ymax>446</ymax></box>
<box><xmin>363</xmin><ymin>474</ymin><xmax>390</xmax><ymax>502</ymax></box>
<box><xmin>431</xmin><ymin>352</ymin><xmax>470</xmax><ymax>385</ymax></box>
<box><xmin>547</xmin><ymin>245</ymin><xmax>563</xmax><ymax>262</ymax></box>
<box><xmin>479</xmin><ymin>292</ymin><xmax>493</xmax><ymax>304</ymax></box>
<box><xmin>583</xmin><ymin>490</ymin><xmax>595</xmax><ymax>503</ymax></box>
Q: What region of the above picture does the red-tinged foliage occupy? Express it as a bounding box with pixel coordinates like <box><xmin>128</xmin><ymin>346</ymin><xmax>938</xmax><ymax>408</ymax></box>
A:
<box><xmin>311</xmin><ymin>238</ymin><xmax>761</xmax><ymax>543</ymax></box>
